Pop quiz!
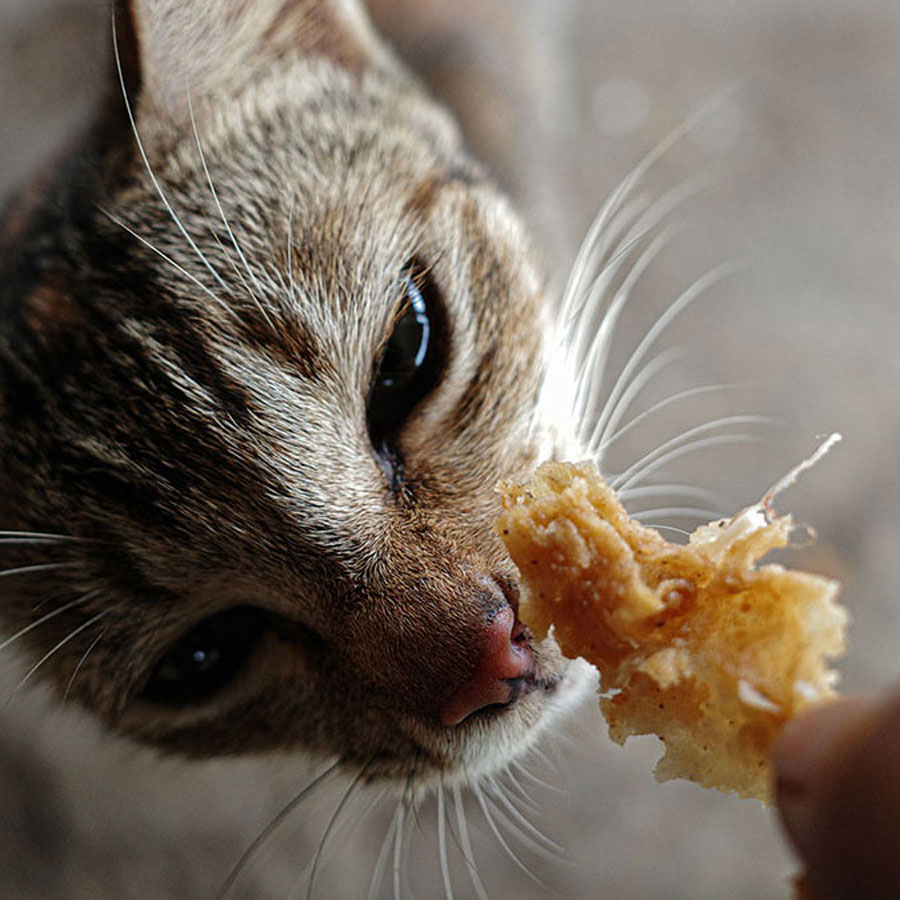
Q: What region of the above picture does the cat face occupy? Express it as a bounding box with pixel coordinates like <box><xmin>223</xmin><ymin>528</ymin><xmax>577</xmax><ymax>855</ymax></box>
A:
<box><xmin>0</xmin><ymin>0</ymin><xmax>589</xmax><ymax>783</ymax></box>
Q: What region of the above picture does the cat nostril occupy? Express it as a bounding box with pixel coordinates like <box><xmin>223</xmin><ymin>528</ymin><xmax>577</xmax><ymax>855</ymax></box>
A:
<box><xmin>440</xmin><ymin>605</ymin><xmax>535</xmax><ymax>726</ymax></box>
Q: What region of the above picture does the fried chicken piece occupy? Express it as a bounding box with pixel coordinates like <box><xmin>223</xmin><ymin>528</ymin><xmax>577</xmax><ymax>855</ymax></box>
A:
<box><xmin>497</xmin><ymin>457</ymin><xmax>847</xmax><ymax>801</ymax></box>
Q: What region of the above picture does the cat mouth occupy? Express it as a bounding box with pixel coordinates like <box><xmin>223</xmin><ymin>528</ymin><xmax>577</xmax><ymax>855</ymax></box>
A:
<box><xmin>460</xmin><ymin>665</ymin><xmax>566</xmax><ymax>723</ymax></box>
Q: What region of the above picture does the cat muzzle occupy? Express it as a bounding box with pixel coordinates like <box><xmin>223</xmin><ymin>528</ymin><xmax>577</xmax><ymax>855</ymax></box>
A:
<box><xmin>439</xmin><ymin>604</ymin><xmax>537</xmax><ymax>725</ymax></box>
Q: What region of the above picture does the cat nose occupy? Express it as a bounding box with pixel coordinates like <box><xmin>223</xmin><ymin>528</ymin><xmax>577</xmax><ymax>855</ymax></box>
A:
<box><xmin>440</xmin><ymin>604</ymin><xmax>536</xmax><ymax>726</ymax></box>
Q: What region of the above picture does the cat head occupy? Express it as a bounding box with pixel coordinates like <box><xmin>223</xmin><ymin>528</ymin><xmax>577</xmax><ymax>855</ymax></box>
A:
<box><xmin>0</xmin><ymin>0</ymin><xmax>588</xmax><ymax>783</ymax></box>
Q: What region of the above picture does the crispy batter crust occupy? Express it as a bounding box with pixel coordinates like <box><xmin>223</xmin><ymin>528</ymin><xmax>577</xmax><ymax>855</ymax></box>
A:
<box><xmin>497</xmin><ymin>462</ymin><xmax>847</xmax><ymax>801</ymax></box>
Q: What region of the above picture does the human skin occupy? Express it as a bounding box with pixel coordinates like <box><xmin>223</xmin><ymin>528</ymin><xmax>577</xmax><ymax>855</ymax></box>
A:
<box><xmin>774</xmin><ymin>690</ymin><xmax>900</xmax><ymax>899</ymax></box>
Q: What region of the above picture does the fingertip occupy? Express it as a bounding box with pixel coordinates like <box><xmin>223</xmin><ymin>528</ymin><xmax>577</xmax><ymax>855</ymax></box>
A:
<box><xmin>773</xmin><ymin>690</ymin><xmax>900</xmax><ymax>899</ymax></box>
<box><xmin>773</xmin><ymin>697</ymin><xmax>880</xmax><ymax>861</ymax></box>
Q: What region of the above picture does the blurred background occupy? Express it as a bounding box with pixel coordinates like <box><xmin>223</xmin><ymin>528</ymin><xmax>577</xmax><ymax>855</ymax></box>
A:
<box><xmin>1</xmin><ymin>0</ymin><xmax>898</xmax><ymax>897</ymax></box>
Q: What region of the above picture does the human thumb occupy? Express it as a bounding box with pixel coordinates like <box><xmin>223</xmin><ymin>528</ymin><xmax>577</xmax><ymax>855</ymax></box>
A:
<box><xmin>773</xmin><ymin>691</ymin><xmax>900</xmax><ymax>899</ymax></box>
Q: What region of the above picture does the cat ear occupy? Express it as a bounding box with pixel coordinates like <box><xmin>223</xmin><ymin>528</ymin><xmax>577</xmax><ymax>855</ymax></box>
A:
<box><xmin>118</xmin><ymin>0</ymin><xmax>386</xmax><ymax>122</ymax></box>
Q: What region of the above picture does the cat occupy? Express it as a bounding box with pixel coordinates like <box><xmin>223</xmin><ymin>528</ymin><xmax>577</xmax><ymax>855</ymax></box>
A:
<box><xmin>0</xmin><ymin>0</ymin><xmax>598</xmax><ymax>822</ymax></box>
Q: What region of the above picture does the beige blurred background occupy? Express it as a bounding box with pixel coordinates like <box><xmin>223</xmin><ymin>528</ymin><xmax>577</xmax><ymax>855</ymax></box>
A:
<box><xmin>1</xmin><ymin>0</ymin><xmax>899</xmax><ymax>897</ymax></box>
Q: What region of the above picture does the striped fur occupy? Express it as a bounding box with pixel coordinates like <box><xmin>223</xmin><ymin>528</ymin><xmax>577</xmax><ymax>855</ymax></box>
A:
<box><xmin>0</xmin><ymin>0</ymin><xmax>587</xmax><ymax>783</ymax></box>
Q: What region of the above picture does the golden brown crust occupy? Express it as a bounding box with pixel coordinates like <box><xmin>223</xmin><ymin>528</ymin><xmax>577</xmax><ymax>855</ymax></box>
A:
<box><xmin>497</xmin><ymin>462</ymin><xmax>847</xmax><ymax>801</ymax></box>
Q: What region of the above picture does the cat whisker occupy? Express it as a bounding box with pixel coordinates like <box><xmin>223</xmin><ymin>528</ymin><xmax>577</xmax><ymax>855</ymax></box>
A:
<box><xmin>407</xmin><ymin>762</ymin><xmax>426</xmax><ymax>837</ymax></box>
<box><xmin>452</xmin><ymin>783</ymin><xmax>491</xmax><ymax>900</ymax></box>
<box><xmin>592</xmin><ymin>262</ymin><xmax>743</xmax><ymax>459</ymax></box>
<box><xmin>214</xmin><ymin>761</ymin><xmax>342</xmax><ymax>900</ymax></box>
<box><xmin>601</xmin><ymin>382</ymin><xmax>749</xmax><ymax>457</ymax></box>
<box><xmin>393</xmin><ymin>792</ymin><xmax>409</xmax><ymax>900</ymax></box>
<box><xmin>586</xmin><ymin>343</ymin><xmax>685</xmax><ymax>460</ymax></box>
<box><xmin>558</xmin><ymin>84</ymin><xmax>741</xmax><ymax>330</ymax></box>
<box><xmin>0</xmin><ymin>531</ymin><xmax>82</xmax><ymax>543</ymax></box>
<box><xmin>484</xmin><ymin>776</ymin><xmax>563</xmax><ymax>857</ymax></box>
<box><xmin>617</xmin><ymin>433</ymin><xmax>766</xmax><ymax>495</ymax></box>
<box><xmin>631</xmin><ymin>506</ymin><xmax>723</xmax><ymax>522</ymax></box>
<box><xmin>436</xmin><ymin>779</ymin><xmax>456</xmax><ymax>900</ymax></box>
<box><xmin>569</xmin><ymin>173</ymin><xmax>715</xmax><ymax>354</ymax></box>
<box><xmin>524</xmin><ymin>744</ymin><xmax>562</xmax><ymax>781</ymax></box>
<box><xmin>0</xmin><ymin>593</ymin><xmax>94</xmax><ymax>654</ymax></box>
<box><xmin>613</xmin><ymin>173</ymin><xmax>718</xmax><ymax>261</ymax></box>
<box><xmin>63</xmin><ymin>628</ymin><xmax>107</xmax><ymax>703</ymax></box>
<box><xmin>99</xmin><ymin>207</ymin><xmax>233</xmax><ymax>316</ymax></box>
<box><xmin>471</xmin><ymin>781</ymin><xmax>545</xmax><ymax>888</ymax></box>
<box><xmin>0</xmin><ymin>562</ymin><xmax>74</xmax><ymax>580</ymax></box>
<box><xmin>612</xmin><ymin>414</ymin><xmax>777</xmax><ymax>492</ymax></box>
<box><xmin>494</xmin><ymin>768</ymin><xmax>540</xmax><ymax>815</ymax></box>
<box><xmin>305</xmin><ymin>762</ymin><xmax>371</xmax><ymax>900</ymax></box>
<box><xmin>651</xmin><ymin>524</ymin><xmax>693</xmax><ymax>537</ymax></box>
<box><xmin>480</xmin><ymin>787</ymin><xmax>560</xmax><ymax>868</ymax></box>
<box><xmin>533</xmin><ymin>225</ymin><xmax>672</xmax><ymax>457</ymax></box>
<box><xmin>368</xmin><ymin>796</ymin><xmax>400</xmax><ymax>900</ymax></box>
<box><xmin>187</xmin><ymin>94</ymin><xmax>279</xmax><ymax>331</ymax></box>
<box><xmin>111</xmin><ymin>14</ymin><xmax>233</xmax><ymax>304</ymax></box>
<box><xmin>5</xmin><ymin>610</ymin><xmax>107</xmax><ymax>708</ymax></box>
<box><xmin>508</xmin><ymin>757</ymin><xmax>560</xmax><ymax>795</ymax></box>
<box><xmin>568</xmin><ymin>223</ymin><xmax>682</xmax><ymax>428</ymax></box>
<box><xmin>564</xmin><ymin>217</ymin><xmax>663</xmax><ymax>342</ymax></box>
<box><xmin>619</xmin><ymin>482</ymin><xmax>728</xmax><ymax>509</ymax></box>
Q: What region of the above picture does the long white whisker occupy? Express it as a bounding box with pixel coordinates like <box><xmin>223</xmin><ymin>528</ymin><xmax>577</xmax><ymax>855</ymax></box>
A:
<box><xmin>509</xmin><ymin>758</ymin><xmax>559</xmax><ymax>795</ymax></box>
<box><xmin>601</xmin><ymin>383</ymin><xmax>747</xmax><ymax>455</ymax></box>
<box><xmin>566</xmin><ymin>175</ymin><xmax>717</xmax><ymax>384</ymax></box>
<box><xmin>558</xmin><ymin>84</ymin><xmax>741</xmax><ymax>327</ymax></box>
<box><xmin>394</xmin><ymin>798</ymin><xmax>409</xmax><ymax>900</ymax></box>
<box><xmin>631</xmin><ymin>506</ymin><xmax>722</xmax><ymax>521</ymax></box>
<box><xmin>99</xmin><ymin>208</ymin><xmax>232</xmax><ymax>315</ymax></box>
<box><xmin>588</xmin><ymin>345</ymin><xmax>684</xmax><ymax>459</ymax></box>
<box><xmin>187</xmin><ymin>94</ymin><xmax>278</xmax><ymax>331</ymax></box>
<box><xmin>306</xmin><ymin>764</ymin><xmax>369</xmax><ymax>900</ymax></box>
<box><xmin>63</xmin><ymin>628</ymin><xmax>106</xmax><ymax>702</ymax></box>
<box><xmin>612</xmin><ymin>415</ymin><xmax>775</xmax><ymax>490</ymax></box>
<box><xmin>480</xmin><ymin>789</ymin><xmax>560</xmax><ymax>865</ymax></box>
<box><xmin>485</xmin><ymin>777</ymin><xmax>563</xmax><ymax>855</ymax></box>
<box><xmin>0</xmin><ymin>595</ymin><xmax>91</xmax><ymax>654</ymax></box>
<box><xmin>0</xmin><ymin>531</ymin><xmax>80</xmax><ymax>542</ymax></box>
<box><xmin>573</xmin><ymin>172</ymin><xmax>715</xmax><ymax>365</ymax></box>
<box><xmin>112</xmin><ymin>15</ymin><xmax>232</xmax><ymax>300</ymax></box>
<box><xmin>472</xmin><ymin>782</ymin><xmax>544</xmax><ymax>887</ymax></box>
<box><xmin>367</xmin><ymin>798</ymin><xmax>400</xmax><ymax>900</ymax></box>
<box><xmin>619</xmin><ymin>483</ymin><xmax>728</xmax><ymax>508</ymax></box>
<box><xmin>617</xmin><ymin>433</ymin><xmax>765</xmax><ymax>494</ymax></box>
<box><xmin>652</xmin><ymin>524</ymin><xmax>692</xmax><ymax>537</ymax></box>
<box><xmin>565</xmin><ymin>219</ymin><xmax>663</xmax><ymax>342</ymax></box>
<box><xmin>452</xmin><ymin>784</ymin><xmax>490</xmax><ymax>900</ymax></box>
<box><xmin>575</xmin><ymin>228</ymin><xmax>685</xmax><ymax>437</ymax></box>
<box><xmin>214</xmin><ymin>762</ymin><xmax>341</xmax><ymax>900</ymax></box>
<box><xmin>0</xmin><ymin>562</ymin><xmax>73</xmax><ymax>579</ymax></box>
<box><xmin>7</xmin><ymin>611</ymin><xmax>107</xmax><ymax>706</ymax></box>
<box><xmin>437</xmin><ymin>779</ymin><xmax>456</xmax><ymax>900</ymax></box>
<box><xmin>494</xmin><ymin>769</ymin><xmax>540</xmax><ymax>814</ymax></box>
<box><xmin>593</xmin><ymin>263</ymin><xmax>742</xmax><ymax>453</ymax></box>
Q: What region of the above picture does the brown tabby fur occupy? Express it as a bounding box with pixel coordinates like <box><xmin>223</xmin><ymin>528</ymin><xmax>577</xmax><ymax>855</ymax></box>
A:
<box><xmin>0</xmin><ymin>0</ymin><xmax>585</xmax><ymax>783</ymax></box>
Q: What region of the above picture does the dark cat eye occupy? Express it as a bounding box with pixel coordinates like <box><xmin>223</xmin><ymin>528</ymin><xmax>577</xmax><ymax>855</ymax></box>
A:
<box><xmin>140</xmin><ymin>607</ymin><xmax>265</xmax><ymax>707</ymax></box>
<box><xmin>367</xmin><ymin>264</ymin><xmax>445</xmax><ymax>457</ymax></box>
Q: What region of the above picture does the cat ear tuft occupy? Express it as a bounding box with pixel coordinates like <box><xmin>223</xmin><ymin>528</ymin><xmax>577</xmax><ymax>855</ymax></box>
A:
<box><xmin>120</xmin><ymin>0</ymin><xmax>386</xmax><ymax>122</ymax></box>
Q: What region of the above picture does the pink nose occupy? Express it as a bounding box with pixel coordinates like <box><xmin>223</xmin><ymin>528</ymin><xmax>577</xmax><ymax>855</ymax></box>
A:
<box><xmin>440</xmin><ymin>605</ymin><xmax>535</xmax><ymax>726</ymax></box>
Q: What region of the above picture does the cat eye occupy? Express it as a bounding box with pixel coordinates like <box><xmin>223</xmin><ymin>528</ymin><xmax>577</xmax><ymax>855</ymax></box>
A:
<box><xmin>139</xmin><ymin>607</ymin><xmax>265</xmax><ymax>707</ymax></box>
<box><xmin>367</xmin><ymin>264</ymin><xmax>445</xmax><ymax>457</ymax></box>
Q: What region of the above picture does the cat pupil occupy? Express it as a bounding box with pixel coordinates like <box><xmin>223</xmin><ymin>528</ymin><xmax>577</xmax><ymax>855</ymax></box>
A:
<box><xmin>140</xmin><ymin>608</ymin><xmax>264</xmax><ymax>706</ymax></box>
<box><xmin>379</xmin><ymin>278</ymin><xmax>430</xmax><ymax>387</ymax></box>
<box><xmin>366</xmin><ymin>268</ymin><xmax>443</xmax><ymax>458</ymax></box>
